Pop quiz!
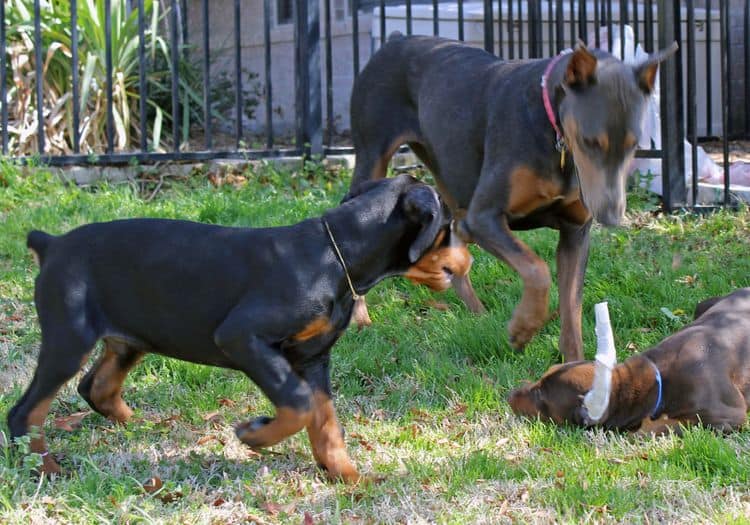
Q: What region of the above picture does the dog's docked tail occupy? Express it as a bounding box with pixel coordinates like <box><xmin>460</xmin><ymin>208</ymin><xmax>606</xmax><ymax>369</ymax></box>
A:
<box><xmin>27</xmin><ymin>230</ymin><xmax>54</xmax><ymax>266</ymax></box>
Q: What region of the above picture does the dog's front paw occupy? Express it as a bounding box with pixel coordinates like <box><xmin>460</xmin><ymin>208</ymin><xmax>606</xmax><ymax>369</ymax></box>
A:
<box><xmin>235</xmin><ymin>416</ymin><xmax>273</xmax><ymax>447</ymax></box>
<box><xmin>508</xmin><ymin>312</ymin><xmax>545</xmax><ymax>350</ymax></box>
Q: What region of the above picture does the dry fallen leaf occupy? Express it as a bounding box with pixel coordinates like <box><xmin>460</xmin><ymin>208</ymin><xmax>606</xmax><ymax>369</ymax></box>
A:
<box><xmin>303</xmin><ymin>511</ymin><xmax>314</xmax><ymax>525</ymax></box>
<box><xmin>212</xmin><ymin>497</ymin><xmax>226</xmax><ymax>507</ymax></box>
<box><xmin>218</xmin><ymin>398</ymin><xmax>236</xmax><ymax>407</ymax></box>
<box><xmin>142</xmin><ymin>477</ymin><xmax>163</xmax><ymax>494</ymax></box>
<box><xmin>196</xmin><ymin>435</ymin><xmax>218</xmax><ymax>446</ymax></box>
<box><xmin>53</xmin><ymin>411</ymin><xmax>91</xmax><ymax>432</ymax></box>
<box><xmin>202</xmin><ymin>411</ymin><xmax>222</xmax><ymax>422</ymax></box>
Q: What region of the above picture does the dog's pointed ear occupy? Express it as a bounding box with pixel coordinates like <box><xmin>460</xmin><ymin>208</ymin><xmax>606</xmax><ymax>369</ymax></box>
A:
<box><xmin>633</xmin><ymin>41</ymin><xmax>678</xmax><ymax>94</ymax></box>
<box><xmin>565</xmin><ymin>42</ymin><xmax>597</xmax><ymax>88</ymax></box>
<box><xmin>402</xmin><ymin>185</ymin><xmax>443</xmax><ymax>263</ymax></box>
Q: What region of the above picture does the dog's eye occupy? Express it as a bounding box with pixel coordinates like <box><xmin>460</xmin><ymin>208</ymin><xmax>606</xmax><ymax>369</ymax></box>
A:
<box><xmin>583</xmin><ymin>137</ymin><xmax>602</xmax><ymax>151</ymax></box>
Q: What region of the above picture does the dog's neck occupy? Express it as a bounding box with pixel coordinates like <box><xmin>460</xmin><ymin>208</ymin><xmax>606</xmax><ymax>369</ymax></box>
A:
<box><xmin>599</xmin><ymin>355</ymin><xmax>663</xmax><ymax>430</ymax></box>
<box><xmin>321</xmin><ymin>202</ymin><xmax>415</xmax><ymax>297</ymax></box>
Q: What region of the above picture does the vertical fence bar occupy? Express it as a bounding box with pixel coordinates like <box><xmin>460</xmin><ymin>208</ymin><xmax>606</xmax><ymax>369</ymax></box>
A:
<box><xmin>497</xmin><ymin>0</ymin><xmax>503</xmax><ymax>58</ymax></box>
<box><xmin>594</xmin><ymin>0</ymin><xmax>600</xmax><ymax>47</ymax></box>
<box><xmin>687</xmin><ymin>0</ymin><xmax>698</xmax><ymax>205</ymax></box>
<box><xmin>138</xmin><ymin>0</ymin><xmax>148</xmax><ymax>152</ymax></box>
<box><xmin>548</xmin><ymin>0</ymin><xmax>554</xmax><ymax>56</ymax></box>
<box><xmin>632</xmin><ymin>0</ymin><xmax>638</xmax><ymax>45</ymax></box>
<box><xmin>406</xmin><ymin>0</ymin><xmax>412</xmax><ymax>35</ymax></box>
<box><xmin>202</xmin><ymin>0</ymin><xmax>211</xmax><ymax>150</ymax></box>
<box><xmin>705</xmin><ymin>0</ymin><xmax>712</xmax><ymax>136</ymax></box>
<box><xmin>555</xmin><ymin>0</ymin><xmax>563</xmax><ymax>53</ymax></box>
<box><xmin>353</xmin><ymin>2</ymin><xmax>362</xmax><ymax>61</ymax></box>
<box><xmin>606</xmin><ymin>0</ymin><xmax>612</xmax><ymax>51</ymax></box>
<box><xmin>234</xmin><ymin>0</ymin><xmax>243</xmax><ymax>148</ymax></box>
<box><xmin>644</xmin><ymin>0</ymin><xmax>653</xmax><ymax>51</ymax></box>
<box><xmin>745</xmin><ymin>0</ymin><xmax>749</xmax><ymax>137</ymax></box>
<box><xmin>580</xmin><ymin>0</ymin><xmax>588</xmax><ymax>45</ymax></box>
<box><xmin>34</xmin><ymin>0</ymin><xmax>45</xmax><ymax>154</ymax></box>
<box><xmin>458</xmin><ymin>0</ymin><xmax>465</xmax><ymax>41</ymax></box>
<box><xmin>658</xmin><ymin>0</ymin><xmax>685</xmax><ymax>211</ymax></box>
<box><xmin>0</xmin><ymin>0</ymin><xmax>6</xmax><ymax>154</ymax></box>
<box><xmin>720</xmin><ymin>0</ymin><xmax>729</xmax><ymax>204</ymax></box>
<box><xmin>528</xmin><ymin>0</ymin><xmax>542</xmax><ymax>58</ymax></box>
<box><xmin>432</xmin><ymin>0</ymin><xmax>439</xmax><ymax>35</ymax></box>
<box><xmin>380</xmin><ymin>0</ymin><xmax>386</xmax><ymax>45</ymax></box>
<box><xmin>324</xmin><ymin>0</ymin><xmax>333</xmax><ymax>145</ymax></box>
<box><xmin>181</xmin><ymin>0</ymin><xmax>188</xmax><ymax>58</ymax></box>
<box><xmin>517</xmin><ymin>0</ymin><xmax>523</xmax><ymax>58</ymax></box>
<box><xmin>71</xmin><ymin>0</ymin><xmax>80</xmax><ymax>153</ymax></box>
<box><xmin>569</xmin><ymin>0</ymin><xmax>575</xmax><ymax>48</ymax></box>
<box><xmin>484</xmin><ymin>0</ymin><xmax>494</xmax><ymax>53</ymax></box>
<box><xmin>294</xmin><ymin>0</ymin><xmax>322</xmax><ymax>156</ymax></box>
<box><xmin>264</xmin><ymin>0</ymin><xmax>273</xmax><ymax>148</ymax></box>
<box><xmin>105</xmin><ymin>0</ymin><xmax>114</xmax><ymax>154</ymax></box>
<box><xmin>620</xmin><ymin>0</ymin><xmax>627</xmax><ymax>59</ymax></box>
<box><xmin>507</xmin><ymin>0</ymin><xmax>514</xmax><ymax>57</ymax></box>
<box><xmin>171</xmin><ymin>0</ymin><xmax>180</xmax><ymax>152</ymax></box>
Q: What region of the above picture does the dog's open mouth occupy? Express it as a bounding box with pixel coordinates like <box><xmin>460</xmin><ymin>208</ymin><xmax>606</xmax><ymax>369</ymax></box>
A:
<box><xmin>405</xmin><ymin>245</ymin><xmax>472</xmax><ymax>291</ymax></box>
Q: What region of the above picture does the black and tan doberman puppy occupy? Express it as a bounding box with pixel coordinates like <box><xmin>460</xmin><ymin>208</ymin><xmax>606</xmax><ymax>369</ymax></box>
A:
<box><xmin>348</xmin><ymin>33</ymin><xmax>677</xmax><ymax>361</ymax></box>
<box><xmin>509</xmin><ymin>289</ymin><xmax>750</xmax><ymax>433</ymax></box>
<box><xmin>7</xmin><ymin>175</ymin><xmax>472</xmax><ymax>483</ymax></box>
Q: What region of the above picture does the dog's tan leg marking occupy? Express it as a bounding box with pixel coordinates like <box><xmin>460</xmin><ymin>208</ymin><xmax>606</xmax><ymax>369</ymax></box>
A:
<box><xmin>635</xmin><ymin>415</ymin><xmax>686</xmax><ymax>436</ymax></box>
<box><xmin>293</xmin><ymin>317</ymin><xmax>333</xmax><ymax>342</ymax></box>
<box><xmin>26</xmin><ymin>396</ymin><xmax>62</xmax><ymax>474</ymax></box>
<box><xmin>306</xmin><ymin>391</ymin><xmax>360</xmax><ymax>484</ymax></box>
<box><xmin>371</xmin><ymin>132</ymin><xmax>420</xmax><ymax>180</ymax></box>
<box><xmin>236</xmin><ymin>407</ymin><xmax>312</xmax><ymax>448</ymax></box>
<box><xmin>452</xmin><ymin>273</ymin><xmax>486</xmax><ymax>314</ymax></box>
<box><xmin>89</xmin><ymin>344</ymin><xmax>144</xmax><ymax>423</ymax></box>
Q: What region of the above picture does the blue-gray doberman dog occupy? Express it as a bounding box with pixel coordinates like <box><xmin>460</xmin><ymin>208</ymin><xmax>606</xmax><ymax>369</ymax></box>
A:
<box><xmin>347</xmin><ymin>33</ymin><xmax>677</xmax><ymax>362</ymax></box>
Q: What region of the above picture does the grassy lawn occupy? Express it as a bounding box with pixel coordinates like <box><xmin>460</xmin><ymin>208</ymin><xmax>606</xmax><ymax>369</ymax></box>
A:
<box><xmin>2</xmin><ymin>160</ymin><xmax>750</xmax><ymax>523</ymax></box>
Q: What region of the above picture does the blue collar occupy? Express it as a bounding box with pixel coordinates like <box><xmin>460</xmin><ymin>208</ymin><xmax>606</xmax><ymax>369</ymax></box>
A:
<box><xmin>648</xmin><ymin>359</ymin><xmax>663</xmax><ymax>419</ymax></box>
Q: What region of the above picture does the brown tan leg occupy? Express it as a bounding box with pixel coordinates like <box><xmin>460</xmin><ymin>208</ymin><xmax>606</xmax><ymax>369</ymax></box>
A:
<box><xmin>556</xmin><ymin>219</ymin><xmax>591</xmax><ymax>362</ymax></box>
<box><xmin>452</xmin><ymin>273</ymin><xmax>486</xmax><ymax>314</ymax></box>
<box><xmin>635</xmin><ymin>415</ymin><xmax>689</xmax><ymax>436</ymax></box>
<box><xmin>236</xmin><ymin>407</ymin><xmax>312</xmax><ymax>448</ymax></box>
<box><xmin>78</xmin><ymin>341</ymin><xmax>144</xmax><ymax>423</ymax></box>
<box><xmin>26</xmin><ymin>396</ymin><xmax>62</xmax><ymax>474</ymax></box>
<box><xmin>8</xmin><ymin>339</ymin><xmax>95</xmax><ymax>475</ymax></box>
<box><xmin>306</xmin><ymin>391</ymin><xmax>360</xmax><ymax>483</ymax></box>
<box><xmin>503</xmin><ymin>246</ymin><xmax>551</xmax><ymax>350</ymax></box>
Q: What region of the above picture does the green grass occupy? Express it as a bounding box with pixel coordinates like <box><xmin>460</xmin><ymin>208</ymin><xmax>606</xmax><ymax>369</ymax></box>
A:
<box><xmin>3</xmin><ymin>160</ymin><xmax>750</xmax><ymax>523</ymax></box>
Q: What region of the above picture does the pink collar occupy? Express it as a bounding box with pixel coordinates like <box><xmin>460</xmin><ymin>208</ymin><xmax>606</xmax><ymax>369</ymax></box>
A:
<box><xmin>541</xmin><ymin>50</ymin><xmax>572</xmax><ymax>151</ymax></box>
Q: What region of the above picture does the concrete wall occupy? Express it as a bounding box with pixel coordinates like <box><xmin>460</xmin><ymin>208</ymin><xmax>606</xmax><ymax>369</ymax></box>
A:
<box><xmin>185</xmin><ymin>0</ymin><xmax>372</xmax><ymax>139</ymax></box>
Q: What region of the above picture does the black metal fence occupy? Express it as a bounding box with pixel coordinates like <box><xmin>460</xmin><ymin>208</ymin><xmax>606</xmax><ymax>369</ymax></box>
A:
<box><xmin>1</xmin><ymin>0</ymin><xmax>748</xmax><ymax>210</ymax></box>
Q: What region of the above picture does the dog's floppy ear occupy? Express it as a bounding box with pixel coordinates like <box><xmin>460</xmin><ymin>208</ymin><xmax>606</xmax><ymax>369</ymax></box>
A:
<box><xmin>565</xmin><ymin>42</ymin><xmax>597</xmax><ymax>88</ymax></box>
<box><xmin>633</xmin><ymin>41</ymin><xmax>678</xmax><ymax>94</ymax></box>
<box><xmin>402</xmin><ymin>185</ymin><xmax>443</xmax><ymax>263</ymax></box>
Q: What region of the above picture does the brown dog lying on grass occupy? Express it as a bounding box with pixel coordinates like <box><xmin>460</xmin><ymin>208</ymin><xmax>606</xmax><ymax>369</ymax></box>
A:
<box><xmin>509</xmin><ymin>288</ymin><xmax>750</xmax><ymax>434</ymax></box>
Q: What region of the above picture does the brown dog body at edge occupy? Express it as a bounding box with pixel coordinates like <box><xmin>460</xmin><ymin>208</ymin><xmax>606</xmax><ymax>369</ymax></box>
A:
<box><xmin>509</xmin><ymin>289</ymin><xmax>750</xmax><ymax>433</ymax></box>
<box><xmin>347</xmin><ymin>33</ymin><xmax>677</xmax><ymax>361</ymax></box>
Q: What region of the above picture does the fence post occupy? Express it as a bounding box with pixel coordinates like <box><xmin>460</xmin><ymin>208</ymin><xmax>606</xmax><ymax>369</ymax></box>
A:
<box><xmin>527</xmin><ymin>0</ymin><xmax>543</xmax><ymax>58</ymax></box>
<box><xmin>294</xmin><ymin>0</ymin><xmax>323</xmax><ymax>157</ymax></box>
<box><xmin>658</xmin><ymin>0</ymin><xmax>686</xmax><ymax>211</ymax></box>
